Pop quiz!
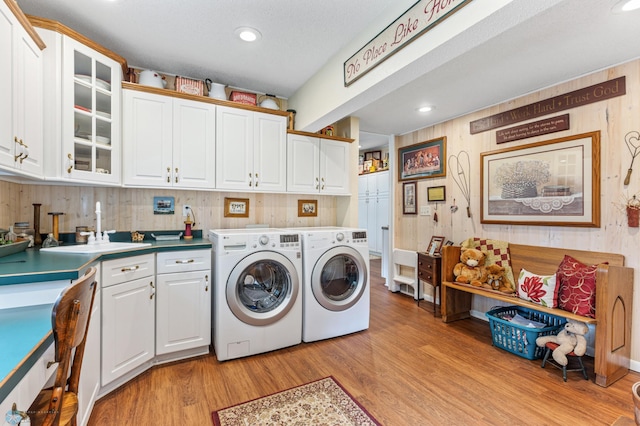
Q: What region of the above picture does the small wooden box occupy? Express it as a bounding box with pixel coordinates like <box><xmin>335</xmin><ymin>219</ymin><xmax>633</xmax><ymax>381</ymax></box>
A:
<box><xmin>175</xmin><ymin>76</ymin><xmax>204</xmax><ymax>96</ymax></box>
<box><xmin>230</xmin><ymin>91</ymin><xmax>257</xmax><ymax>105</ymax></box>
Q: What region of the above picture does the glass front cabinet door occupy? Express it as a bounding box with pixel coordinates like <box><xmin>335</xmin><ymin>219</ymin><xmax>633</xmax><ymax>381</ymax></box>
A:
<box><xmin>62</xmin><ymin>36</ymin><xmax>121</xmax><ymax>184</ymax></box>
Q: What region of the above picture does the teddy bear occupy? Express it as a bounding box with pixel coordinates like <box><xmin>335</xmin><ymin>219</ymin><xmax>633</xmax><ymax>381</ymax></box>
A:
<box><xmin>484</xmin><ymin>263</ymin><xmax>516</xmax><ymax>294</ymax></box>
<box><xmin>453</xmin><ymin>248</ymin><xmax>487</xmax><ymax>287</ymax></box>
<box><xmin>535</xmin><ymin>320</ymin><xmax>589</xmax><ymax>366</ymax></box>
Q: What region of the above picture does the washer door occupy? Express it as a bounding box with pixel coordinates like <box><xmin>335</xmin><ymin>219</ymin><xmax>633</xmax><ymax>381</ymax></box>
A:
<box><xmin>226</xmin><ymin>251</ymin><xmax>299</xmax><ymax>326</ymax></box>
<box><xmin>311</xmin><ymin>246</ymin><xmax>368</xmax><ymax>312</ymax></box>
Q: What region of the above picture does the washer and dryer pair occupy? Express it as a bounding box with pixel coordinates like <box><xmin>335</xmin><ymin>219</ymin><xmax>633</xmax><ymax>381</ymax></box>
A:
<box><xmin>209</xmin><ymin>226</ymin><xmax>370</xmax><ymax>361</ymax></box>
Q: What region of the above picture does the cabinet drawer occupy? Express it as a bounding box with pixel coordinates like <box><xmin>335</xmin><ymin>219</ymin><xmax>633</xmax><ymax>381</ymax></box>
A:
<box><xmin>101</xmin><ymin>254</ymin><xmax>155</xmax><ymax>288</ymax></box>
<box><xmin>156</xmin><ymin>249</ymin><xmax>211</xmax><ymax>274</ymax></box>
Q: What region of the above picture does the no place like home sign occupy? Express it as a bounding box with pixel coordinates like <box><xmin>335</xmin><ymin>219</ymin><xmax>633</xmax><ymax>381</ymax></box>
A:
<box><xmin>344</xmin><ymin>0</ymin><xmax>473</xmax><ymax>86</ymax></box>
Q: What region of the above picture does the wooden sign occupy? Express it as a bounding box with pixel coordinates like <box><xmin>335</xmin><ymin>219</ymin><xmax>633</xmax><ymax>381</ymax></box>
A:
<box><xmin>344</xmin><ymin>0</ymin><xmax>473</xmax><ymax>86</ymax></box>
<box><xmin>496</xmin><ymin>114</ymin><xmax>570</xmax><ymax>144</ymax></box>
<box><xmin>470</xmin><ymin>76</ymin><xmax>626</xmax><ymax>134</ymax></box>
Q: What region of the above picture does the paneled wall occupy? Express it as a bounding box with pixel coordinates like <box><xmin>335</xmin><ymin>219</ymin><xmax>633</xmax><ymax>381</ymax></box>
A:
<box><xmin>394</xmin><ymin>59</ymin><xmax>640</xmax><ymax>364</ymax></box>
<box><xmin>0</xmin><ymin>182</ymin><xmax>338</xmax><ymax>235</ymax></box>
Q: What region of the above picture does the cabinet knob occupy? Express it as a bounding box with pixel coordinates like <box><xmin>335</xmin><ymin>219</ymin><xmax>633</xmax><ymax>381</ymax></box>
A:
<box><xmin>255</xmin><ymin>173</ymin><xmax>258</xmax><ymax>187</ymax></box>
<box><xmin>249</xmin><ymin>173</ymin><xmax>252</xmax><ymax>187</ymax></box>
<box><xmin>175</xmin><ymin>167</ymin><xmax>179</xmax><ymax>183</ymax></box>
<box><xmin>167</xmin><ymin>167</ymin><xmax>171</xmax><ymax>183</ymax></box>
<box><xmin>149</xmin><ymin>281</ymin><xmax>155</xmax><ymax>299</ymax></box>
<box><xmin>175</xmin><ymin>259</ymin><xmax>195</xmax><ymax>264</ymax></box>
<box><xmin>205</xmin><ymin>274</ymin><xmax>209</xmax><ymax>292</ymax></box>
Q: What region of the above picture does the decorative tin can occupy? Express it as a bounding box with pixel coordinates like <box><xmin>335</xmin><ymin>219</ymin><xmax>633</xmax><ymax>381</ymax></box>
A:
<box><xmin>175</xmin><ymin>76</ymin><xmax>204</xmax><ymax>96</ymax></box>
<box><xmin>230</xmin><ymin>91</ymin><xmax>257</xmax><ymax>105</ymax></box>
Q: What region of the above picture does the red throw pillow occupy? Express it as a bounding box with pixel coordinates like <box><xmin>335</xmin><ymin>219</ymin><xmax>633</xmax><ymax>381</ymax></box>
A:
<box><xmin>556</xmin><ymin>255</ymin><xmax>600</xmax><ymax>318</ymax></box>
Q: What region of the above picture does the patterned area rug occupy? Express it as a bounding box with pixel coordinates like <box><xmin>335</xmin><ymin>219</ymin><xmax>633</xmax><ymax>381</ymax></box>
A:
<box><xmin>211</xmin><ymin>376</ymin><xmax>380</xmax><ymax>425</ymax></box>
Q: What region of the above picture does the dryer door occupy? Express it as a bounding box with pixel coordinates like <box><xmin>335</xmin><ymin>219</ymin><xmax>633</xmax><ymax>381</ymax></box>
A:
<box><xmin>226</xmin><ymin>251</ymin><xmax>300</xmax><ymax>326</ymax></box>
<box><xmin>311</xmin><ymin>246</ymin><xmax>368</xmax><ymax>312</ymax></box>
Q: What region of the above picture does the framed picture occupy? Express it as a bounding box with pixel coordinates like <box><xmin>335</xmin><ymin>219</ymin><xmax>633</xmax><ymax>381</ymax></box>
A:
<box><xmin>224</xmin><ymin>197</ymin><xmax>250</xmax><ymax>218</ymax></box>
<box><xmin>403</xmin><ymin>182</ymin><xmax>417</xmax><ymax>214</ymax></box>
<box><xmin>427</xmin><ymin>185</ymin><xmax>446</xmax><ymax>202</ymax></box>
<box><xmin>399</xmin><ymin>137</ymin><xmax>446</xmax><ymax>182</ymax></box>
<box><xmin>298</xmin><ymin>199</ymin><xmax>318</xmax><ymax>217</ymax></box>
<box><xmin>444</xmin><ymin>240</ymin><xmax>455</xmax><ymax>246</ymax></box>
<box><xmin>364</xmin><ymin>150</ymin><xmax>382</xmax><ymax>161</ymax></box>
<box><xmin>481</xmin><ymin>131</ymin><xmax>600</xmax><ymax>227</ymax></box>
<box><xmin>427</xmin><ymin>236</ymin><xmax>445</xmax><ymax>256</ymax></box>
<box><xmin>153</xmin><ymin>196</ymin><xmax>174</xmax><ymax>215</ymax></box>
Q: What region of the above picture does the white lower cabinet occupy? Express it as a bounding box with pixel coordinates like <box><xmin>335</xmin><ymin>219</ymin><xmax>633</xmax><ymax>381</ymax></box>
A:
<box><xmin>101</xmin><ymin>254</ymin><xmax>155</xmax><ymax>386</ymax></box>
<box><xmin>156</xmin><ymin>250</ymin><xmax>211</xmax><ymax>355</ymax></box>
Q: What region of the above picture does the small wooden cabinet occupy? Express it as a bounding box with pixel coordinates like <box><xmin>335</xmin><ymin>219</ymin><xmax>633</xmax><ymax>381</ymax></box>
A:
<box><xmin>417</xmin><ymin>252</ymin><xmax>442</xmax><ymax>316</ymax></box>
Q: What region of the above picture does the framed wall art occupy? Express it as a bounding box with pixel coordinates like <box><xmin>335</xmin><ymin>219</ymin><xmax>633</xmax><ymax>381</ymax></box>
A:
<box><xmin>298</xmin><ymin>199</ymin><xmax>318</xmax><ymax>217</ymax></box>
<box><xmin>480</xmin><ymin>131</ymin><xmax>600</xmax><ymax>227</ymax></box>
<box><xmin>403</xmin><ymin>182</ymin><xmax>417</xmax><ymax>214</ymax></box>
<box><xmin>153</xmin><ymin>196</ymin><xmax>174</xmax><ymax>215</ymax></box>
<box><xmin>224</xmin><ymin>197</ymin><xmax>250</xmax><ymax>218</ymax></box>
<box><xmin>427</xmin><ymin>185</ymin><xmax>446</xmax><ymax>202</ymax></box>
<box><xmin>398</xmin><ymin>136</ymin><xmax>446</xmax><ymax>181</ymax></box>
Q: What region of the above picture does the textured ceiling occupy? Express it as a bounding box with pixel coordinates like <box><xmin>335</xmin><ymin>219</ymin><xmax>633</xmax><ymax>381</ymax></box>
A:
<box><xmin>16</xmin><ymin>0</ymin><xmax>640</xmax><ymax>151</ymax></box>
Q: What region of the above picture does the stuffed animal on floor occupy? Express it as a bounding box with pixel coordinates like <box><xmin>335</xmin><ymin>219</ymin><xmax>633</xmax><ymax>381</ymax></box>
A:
<box><xmin>453</xmin><ymin>248</ymin><xmax>487</xmax><ymax>287</ymax></box>
<box><xmin>535</xmin><ymin>320</ymin><xmax>589</xmax><ymax>366</ymax></box>
<box><xmin>484</xmin><ymin>264</ymin><xmax>516</xmax><ymax>294</ymax></box>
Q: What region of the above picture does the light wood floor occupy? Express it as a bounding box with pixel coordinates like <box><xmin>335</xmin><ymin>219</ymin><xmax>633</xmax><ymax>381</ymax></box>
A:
<box><xmin>88</xmin><ymin>259</ymin><xmax>640</xmax><ymax>425</ymax></box>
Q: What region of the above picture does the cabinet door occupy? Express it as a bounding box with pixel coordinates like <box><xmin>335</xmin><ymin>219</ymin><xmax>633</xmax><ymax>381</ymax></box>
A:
<box><xmin>156</xmin><ymin>270</ymin><xmax>211</xmax><ymax>355</ymax></box>
<box><xmin>374</xmin><ymin>170</ymin><xmax>390</xmax><ymax>195</ymax></box>
<box><xmin>358</xmin><ymin>174</ymin><xmax>371</xmax><ymax>198</ymax></box>
<box><xmin>173</xmin><ymin>98</ymin><xmax>216</xmax><ymax>188</ymax></box>
<box><xmin>286</xmin><ymin>133</ymin><xmax>320</xmax><ymax>193</ymax></box>
<box><xmin>375</xmin><ymin>194</ymin><xmax>389</xmax><ymax>253</ymax></box>
<box><xmin>0</xmin><ymin>3</ymin><xmax>43</xmax><ymax>176</ymax></box>
<box><xmin>13</xmin><ymin>23</ymin><xmax>43</xmax><ymax>176</ymax></box>
<box><xmin>216</xmin><ymin>106</ymin><xmax>253</xmax><ymax>190</ymax></box>
<box><xmin>0</xmin><ymin>4</ymin><xmax>13</xmax><ymax>168</ymax></box>
<box><xmin>122</xmin><ymin>89</ymin><xmax>173</xmax><ymax>187</ymax></box>
<box><xmin>367</xmin><ymin>198</ymin><xmax>378</xmax><ymax>253</ymax></box>
<box><xmin>320</xmin><ymin>138</ymin><xmax>350</xmax><ymax>194</ymax></box>
<box><xmin>253</xmin><ymin>112</ymin><xmax>286</xmax><ymax>192</ymax></box>
<box><xmin>357</xmin><ymin>196</ymin><xmax>369</xmax><ymax>233</ymax></box>
<box><xmin>62</xmin><ymin>37</ymin><xmax>121</xmax><ymax>184</ymax></box>
<box><xmin>101</xmin><ymin>276</ymin><xmax>155</xmax><ymax>386</ymax></box>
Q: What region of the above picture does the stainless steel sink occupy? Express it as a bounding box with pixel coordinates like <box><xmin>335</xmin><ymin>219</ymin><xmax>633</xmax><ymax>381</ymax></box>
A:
<box><xmin>40</xmin><ymin>242</ymin><xmax>151</xmax><ymax>254</ymax></box>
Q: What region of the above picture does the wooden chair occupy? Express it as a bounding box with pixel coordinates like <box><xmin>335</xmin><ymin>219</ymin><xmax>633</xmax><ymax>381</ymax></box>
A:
<box><xmin>26</xmin><ymin>267</ymin><xmax>97</xmax><ymax>426</ymax></box>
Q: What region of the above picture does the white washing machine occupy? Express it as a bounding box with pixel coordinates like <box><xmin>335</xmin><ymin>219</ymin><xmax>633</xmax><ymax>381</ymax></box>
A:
<box><xmin>293</xmin><ymin>227</ymin><xmax>370</xmax><ymax>342</ymax></box>
<box><xmin>209</xmin><ymin>228</ymin><xmax>303</xmax><ymax>361</ymax></box>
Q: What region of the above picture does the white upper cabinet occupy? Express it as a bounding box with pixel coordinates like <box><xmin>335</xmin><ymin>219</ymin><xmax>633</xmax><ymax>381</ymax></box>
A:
<box><xmin>37</xmin><ymin>27</ymin><xmax>122</xmax><ymax>185</ymax></box>
<box><xmin>216</xmin><ymin>106</ymin><xmax>287</xmax><ymax>192</ymax></box>
<box><xmin>0</xmin><ymin>2</ymin><xmax>44</xmax><ymax>177</ymax></box>
<box><xmin>287</xmin><ymin>133</ymin><xmax>350</xmax><ymax>195</ymax></box>
<box><xmin>122</xmin><ymin>89</ymin><xmax>216</xmax><ymax>189</ymax></box>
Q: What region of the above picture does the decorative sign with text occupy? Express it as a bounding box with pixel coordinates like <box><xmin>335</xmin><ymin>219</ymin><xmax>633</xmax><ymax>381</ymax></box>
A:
<box><xmin>344</xmin><ymin>0</ymin><xmax>473</xmax><ymax>86</ymax></box>
<box><xmin>496</xmin><ymin>114</ymin><xmax>570</xmax><ymax>144</ymax></box>
<box><xmin>470</xmin><ymin>76</ymin><xmax>626</xmax><ymax>134</ymax></box>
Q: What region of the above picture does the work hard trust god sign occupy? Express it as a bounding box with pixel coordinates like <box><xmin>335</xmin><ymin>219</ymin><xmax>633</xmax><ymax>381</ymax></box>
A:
<box><xmin>344</xmin><ymin>0</ymin><xmax>472</xmax><ymax>86</ymax></box>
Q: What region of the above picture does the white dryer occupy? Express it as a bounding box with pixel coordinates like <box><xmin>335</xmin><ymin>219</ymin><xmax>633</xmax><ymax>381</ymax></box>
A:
<box><xmin>294</xmin><ymin>227</ymin><xmax>370</xmax><ymax>342</ymax></box>
<box><xmin>209</xmin><ymin>228</ymin><xmax>303</xmax><ymax>361</ymax></box>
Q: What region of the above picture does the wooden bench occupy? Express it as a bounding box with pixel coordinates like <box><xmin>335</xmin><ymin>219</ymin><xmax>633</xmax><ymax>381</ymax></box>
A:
<box><xmin>441</xmin><ymin>244</ymin><xmax>634</xmax><ymax>387</ymax></box>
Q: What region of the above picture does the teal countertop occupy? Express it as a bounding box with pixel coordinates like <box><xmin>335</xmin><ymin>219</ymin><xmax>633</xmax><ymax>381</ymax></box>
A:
<box><xmin>0</xmin><ymin>237</ymin><xmax>212</xmax><ymax>286</ymax></box>
<box><xmin>0</xmin><ymin>237</ymin><xmax>211</xmax><ymax>404</ymax></box>
<box><xmin>0</xmin><ymin>304</ymin><xmax>54</xmax><ymax>403</ymax></box>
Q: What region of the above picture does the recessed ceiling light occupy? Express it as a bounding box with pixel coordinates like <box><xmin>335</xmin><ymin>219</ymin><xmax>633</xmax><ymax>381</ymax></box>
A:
<box><xmin>612</xmin><ymin>0</ymin><xmax>640</xmax><ymax>13</ymax></box>
<box><xmin>417</xmin><ymin>106</ymin><xmax>433</xmax><ymax>113</ymax></box>
<box><xmin>235</xmin><ymin>27</ymin><xmax>262</xmax><ymax>42</ymax></box>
